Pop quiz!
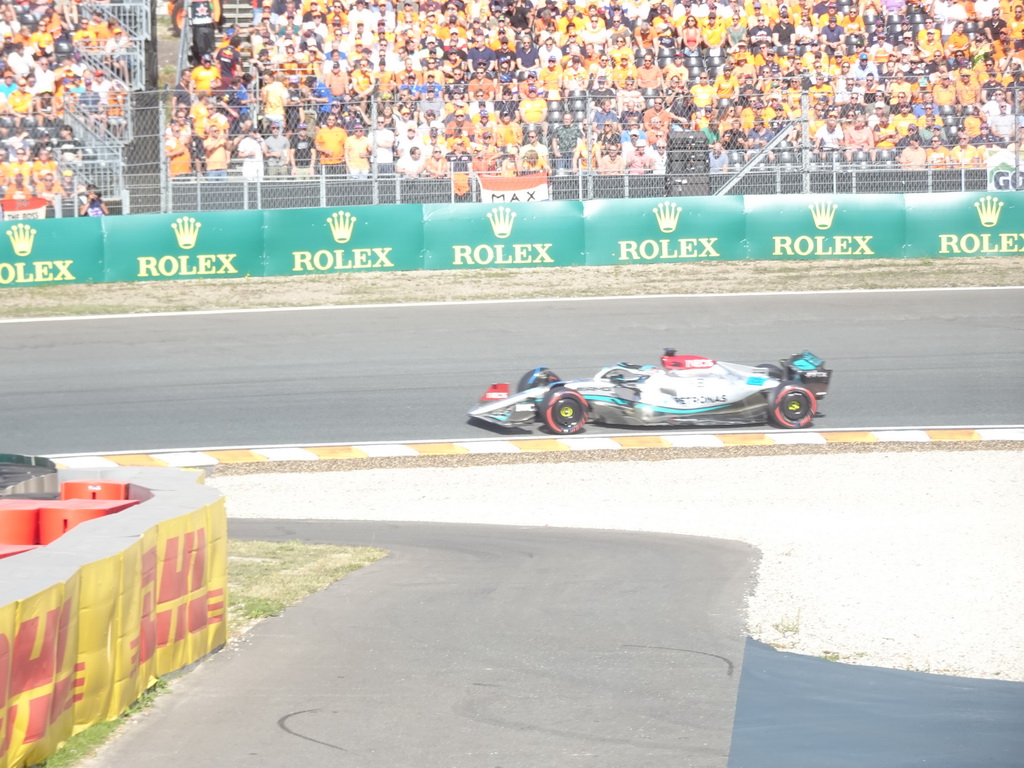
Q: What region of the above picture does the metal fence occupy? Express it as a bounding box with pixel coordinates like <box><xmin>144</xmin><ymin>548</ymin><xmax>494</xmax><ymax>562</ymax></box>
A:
<box><xmin>162</xmin><ymin>167</ymin><xmax>994</xmax><ymax>211</ymax></box>
<box><xmin>90</xmin><ymin>86</ymin><xmax>1024</xmax><ymax>214</ymax></box>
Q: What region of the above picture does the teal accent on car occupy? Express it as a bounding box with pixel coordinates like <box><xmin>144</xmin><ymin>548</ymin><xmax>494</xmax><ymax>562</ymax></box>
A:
<box><xmin>583</xmin><ymin>395</ymin><xmax>732</xmax><ymax>415</ymax></box>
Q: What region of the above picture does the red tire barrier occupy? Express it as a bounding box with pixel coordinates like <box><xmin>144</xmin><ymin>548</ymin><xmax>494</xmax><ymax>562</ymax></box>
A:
<box><xmin>0</xmin><ymin>501</ymin><xmax>41</xmax><ymax>545</ymax></box>
<box><xmin>61</xmin><ymin>480</ymin><xmax>130</xmax><ymax>500</ymax></box>
<box><xmin>38</xmin><ymin>499</ymin><xmax>139</xmax><ymax>545</ymax></box>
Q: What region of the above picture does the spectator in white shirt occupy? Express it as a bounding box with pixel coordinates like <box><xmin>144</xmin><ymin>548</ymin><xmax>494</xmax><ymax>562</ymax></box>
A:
<box><xmin>235</xmin><ymin>127</ymin><xmax>266</xmax><ymax>181</ymax></box>
<box><xmin>814</xmin><ymin>112</ymin><xmax>845</xmax><ymax>161</ymax></box>
<box><xmin>395</xmin><ymin>145</ymin><xmax>424</xmax><ymax>177</ymax></box>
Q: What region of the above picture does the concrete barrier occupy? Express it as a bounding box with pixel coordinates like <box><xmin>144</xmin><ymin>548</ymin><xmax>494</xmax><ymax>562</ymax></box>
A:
<box><xmin>0</xmin><ymin>464</ymin><xmax>227</xmax><ymax>768</ymax></box>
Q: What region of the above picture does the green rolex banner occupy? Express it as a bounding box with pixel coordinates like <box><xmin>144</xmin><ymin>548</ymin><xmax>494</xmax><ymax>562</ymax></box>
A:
<box><xmin>584</xmin><ymin>196</ymin><xmax>747</xmax><ymax>265</ymax></box>
<box><xmin>0</xmin><ymin>217</ymin><xmax>104</xmax><ymax>286</ymax></box>
<box><xmin>263</xmin><ymin>204</ymin><xmax>423</xmax><ymax>276</ymax></box>
<box><xmin>102</xmin><ymin>211</ymin><xmax>266</xmax><ymax>282</ymax></box>
<box><xmin>743</xmin><ymin>194</ymin><xmax>907</xmax><ymax>260</ymax></box>
<box><xmin>422</xmin><ymin>201</ymin><xmax>585</xmax><ymax>270</ymax></box>
<box><xmin>4</xmin><ymin>191</ymin><xmax>1024</xmax><ymax>290</ymax></box>
<box><xmin>905</xmin><ymin>191</ymin><xmax>1024</xmax><ymax>258</ymax></box>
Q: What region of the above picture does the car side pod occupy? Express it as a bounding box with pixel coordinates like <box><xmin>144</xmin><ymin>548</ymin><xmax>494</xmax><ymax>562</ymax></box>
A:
<box><xmin>480</xmin><ymin>383</ymin><xmax>511</xmax><ymax>402</ymax></box>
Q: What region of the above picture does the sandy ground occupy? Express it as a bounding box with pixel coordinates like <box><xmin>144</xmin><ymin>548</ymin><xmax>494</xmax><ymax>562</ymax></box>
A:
<box><xmin>212</xmin><ymin>446</ymin><xmax>1024</xmax><ymax>682</ymax></box>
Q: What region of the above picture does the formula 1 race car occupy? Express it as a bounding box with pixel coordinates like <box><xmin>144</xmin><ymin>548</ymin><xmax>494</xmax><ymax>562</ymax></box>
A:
<box><xmin>468</xmin><ymin>350</ymin><xmax>833</xmax><ymax>434</ymax></box>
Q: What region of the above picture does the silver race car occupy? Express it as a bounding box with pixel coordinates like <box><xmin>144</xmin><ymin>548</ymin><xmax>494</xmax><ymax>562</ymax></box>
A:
<box><xmin>468</xmin><ymin>349</ymin><xmax>833</xmax><ymax>434</ymax></box>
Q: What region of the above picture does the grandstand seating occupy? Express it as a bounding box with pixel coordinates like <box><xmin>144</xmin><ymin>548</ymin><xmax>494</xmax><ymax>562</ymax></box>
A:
<box><xmin>161</xmin><ymin>0</ymin><xmax>1021</xmax><ymax>189</ymax></box>
<box><xmin>0</xmin><ymin>0</ymin><xmax>150</xmax><ymax>215</ymax></box>
<box><xmin>4</xmin><ymin>0</ymin><xmax>1021</xmax><ymax>212</ymax></box>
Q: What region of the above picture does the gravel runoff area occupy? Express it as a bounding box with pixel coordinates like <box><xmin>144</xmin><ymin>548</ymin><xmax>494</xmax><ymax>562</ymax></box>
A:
<box><xmin>3</xmin><ymin>257</ymin><xmax>1024</xmax><ymax>318</ymax></box>
<box><xmin>211</xmin><ymin>445</ymin><xmax>1024</xmax><ymax>683</ymax></box>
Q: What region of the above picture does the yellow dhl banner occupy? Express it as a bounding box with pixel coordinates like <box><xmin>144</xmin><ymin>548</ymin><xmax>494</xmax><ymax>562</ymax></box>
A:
<box><xmin>0</xmin><ymin>498</ymin><xmax>227</xmax><ymax>768</ymax></box>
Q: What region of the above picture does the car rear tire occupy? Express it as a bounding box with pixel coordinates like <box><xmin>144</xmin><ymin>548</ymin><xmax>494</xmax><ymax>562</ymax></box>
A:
<box><xmin>540</xmin><ymin>389</ymin><xmax>587</xmax><ymax>434</ymax></box>
<box><xmin>517</xmin><ymin>367</ymin><xmax>560</xmax><ymax>392</ymax></box>
<box><xmin>768</xmin><ymin>383</ymin><xmax>817</xmax><ymax>429</ymax></box>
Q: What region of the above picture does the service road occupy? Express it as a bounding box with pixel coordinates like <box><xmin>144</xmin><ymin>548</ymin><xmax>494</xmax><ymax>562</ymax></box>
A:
<box><xmin>92</xmin><ymin>519</ymin><xmax>756</xmax><ymax>768</ymax></box>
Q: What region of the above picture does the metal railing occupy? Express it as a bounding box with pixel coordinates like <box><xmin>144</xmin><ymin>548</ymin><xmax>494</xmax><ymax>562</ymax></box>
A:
<box><xmin>78</xmin><ymin>0</ymin><xmax>151</xmax><ymax>92</ymax></box>
<box><xmin>162</xmin><ymin>166</ymin><xmax>996</xmax><ymax>212</ymax></box>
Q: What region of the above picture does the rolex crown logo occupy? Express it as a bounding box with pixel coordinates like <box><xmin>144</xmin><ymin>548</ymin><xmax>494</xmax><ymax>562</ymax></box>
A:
<box><xmin>487</xmin><ymin>206</ymin><xmax>516</xmax><ymax>239</ymax></box>
<box><xmin>808</xmin><ymin>201</ymin><xmax>838</xmax><ymax>231</ymax></box>
<box><xmin>974</xmin><ymin>195</ymin><xmax>1003</xmax><ymax>228</ymax></box>
<box><xmin>171</xmin><ymin>216</ymin><xmax>201</xmax><ymax>249</ymax></box>
<box><xmin>327</xmin><ymin>210</ymin><xmax>357</xmax><ymax>244</ymax></box>
<box><xmin>6</xmin><ymin>222</ymin><xmax>36</xmax><ymax>257</ymax></box>
<box><xmin>652</xmin><ymin>201</ymin><xmax>683</xmax><ymax>234</ymax></box>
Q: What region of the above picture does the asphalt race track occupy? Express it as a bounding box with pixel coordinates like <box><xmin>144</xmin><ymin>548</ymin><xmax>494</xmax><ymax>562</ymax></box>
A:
<box><xmin>2</xmin><ymin>288</ymin><xmax>1024</xmax><ymax>455</ymax></box>
<box><xmin>93</xmin><ymin>520</ymin><xmax>757</xmax><ymax>768</ymax></box>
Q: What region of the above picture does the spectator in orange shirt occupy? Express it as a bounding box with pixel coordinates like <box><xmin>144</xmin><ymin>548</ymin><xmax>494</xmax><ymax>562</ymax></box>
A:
<box><xmin>518</xmin><ymin>85</ymin><xmax>548</xmax><ymax>135</ymax></box>
<box><xmin>348</xmin><ymin>59</ymin><xmax>376</xmax><ymax>123</ymax></box>
<box><xmin>7</xmin><ymin>80</ymin><xmax>32</xmax><ymax>128</ymax></box>
<box><xmin>926</xmin><ymin>134</ymin><xmax>951</xmax><ymax>167</ymax></box>
<box><xmin>35</xmin><ymin>172</ymin><xmax>65</xmax><ymax>207</ymax></box>
<box><xmin>6</xmin><ymin>147</ymin><xmax>33</xmax><ymax>182</ymax></box>
<box><xmin>944</xmin><ymin>22</ymin><xmax>970</xmax><ymax>57</ymax></box>
<box><xmin>886</xmin><ymin>71</ymin><xmax>915</xmax><ymax>105</ymax></box>
<box><xmin>85</xmin><ymin>11</ymin><xmax>111</xmax><ymax>42</ymax></box>
<box><xmin>422</xmin><ymin>144</ymin><xmax>449</xmax><ymax>176</ymax></box>
<box><xmin>898</xmin><ymin>133</ymin><xmax>927</xmax><ymax>169</ymax></box>
<box><xmin>635</xmin><ymin>53</ymin><xmax>664</xmax><ymax>89</ymax></box>
<box><xmin>3</xmin><ymin>172</ymin><xmax>32</xmax><ymax>199</ymax></box>
<box><xmin>314</xmin><ymin>112</ymin><xmax>347</xmax><ymax>173</ymax></box>
<box><xmin>537</xmin><ymin>56</ymin><xmax>563</xmax><ymax>96</ymax></box>
<box><xmin>31</xmin><ymin>147</ymin><xmax>58</xmax><ymax>185</ymax></box>
<box><xmin>344</xmin><ymin>123</ymin><xmax>371</xmax><ymax>177</ymax></box>
<box><xmin>203</xmin><ymin>123</ymin><xmax>230</xmax><ymax>178</ymax></box>
<box><xmin>955</xmin><ymin>70</ymin><xmax>981</xmax><ymax>107</ymax></box>
<box><xmin>165</xmin><ymin>123</ymin><xmax>193</xmax><ymax>176</ymax></box>
<box><xmin>961</xmin><ymin>105</ymin><xmax>984</xmax><ymax>138</ymax></box>
<box><xmin>191</xmin><ymin>54</ymin><xmax>221</xmax><ymax>93</ymax></box>
<box><xmin>495</xmin><ymin>111</ymin><xmax>524</xmax><ymax>148</ymax></box>
<box><xmin>643</xmin><ymin>95</ymin><xmax>672</xmax><ymax>133</ymax></box>
<box><xmin>323</xmin><ymin>60</ymin><xmax>348</xmax><ymax>99</ymax></box>
<box><xmin>661</xmin><ymin>50</ymin><xmax>689</xmax><ymax>85</ymax></box>
<box><xmin>932</xmin><ymin>72</ymin><xmax>958</xmax><ymax>105</ymax></box>
<box><xmin>949</xmin><ymin>131</ymin><xmax>984</xmax><ymax>166</ymax></box>
<box><xmin>690</xmin><ymin>72</ymin><xmax>716</xmax><ymax>108</ymax></box>
<box><xmin>596</xmin><ymin>142</ymin><xmax>626</xmax><ymax>173</ymax></box>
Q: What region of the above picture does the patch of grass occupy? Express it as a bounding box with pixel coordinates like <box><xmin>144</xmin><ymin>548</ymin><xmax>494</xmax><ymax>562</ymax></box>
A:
<box><xmin>37</xmin><ymin>540</ymin><xmax>386</xmax><ymax>767</ymax></box>
<box><xmin>37</xmin><ymin>681</ymin><xmax>169</xmax><ymax>767</ymax></box>
<box><xmin>771</xmin><ymin>610</ymin><xmax>801</xmax><ymax>638</ymax></box>
<box><xmin>226</xmin><ymin>539</ymin><xmax>387</xmax><ymax>637</ymax></box>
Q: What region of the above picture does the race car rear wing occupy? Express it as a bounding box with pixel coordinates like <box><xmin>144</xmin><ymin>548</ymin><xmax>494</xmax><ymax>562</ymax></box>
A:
<box><xmin>783</xmin><ymin>351</ymin><xmax>833</xmax><ymax>400</ymax></box>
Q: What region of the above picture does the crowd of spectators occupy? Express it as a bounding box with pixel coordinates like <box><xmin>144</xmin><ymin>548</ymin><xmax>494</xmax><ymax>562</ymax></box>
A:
<box><xmin>0</xmin><ymin>3</ymin><xmax>133</xmax><ymax>209</ymax></box>
<box><xmin>165</xmin><ymin>0</ymin><xmax>1024</xmax><ymax>180</ymax></box>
